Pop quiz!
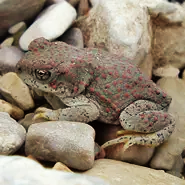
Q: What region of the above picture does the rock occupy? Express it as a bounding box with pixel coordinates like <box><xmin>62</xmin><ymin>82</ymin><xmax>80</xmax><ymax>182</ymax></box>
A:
<box><xmin>19</xmin><ymin>1</ymin><xmax>77</xmax><ymax>51</ymax></box>
<box><xmin>74</xmin><ymin>0</ymin><xmax>185</xmax><ymax>65</ymax></box>
<box><xmin>78</xmin><ymin>0</ymin><xmax>90</xmax><ymax>16</ymax></box>
<box><xmin>25</xmin><ymin>121</ymin><xmax>95</xmax><ymax>170</ymax></box>
<box><xmin>8</xmin><ymin>21</ymin><xmax>27</xmax><ymax>46</ymax></box>
<box><xmin>152</xmin><ymin>3</ymin><xmax>185</xmax><ymax>69</ymax></box>
<box><xmin>82</xmin><ymin>159</ymin><xmax>185</xmax><ymax>185</ymax></box>
<box><xmin>1</xmin><ymin>37</ymin><xmax>14</xmax><ymax>48</ymax></box>
<box><xmin>0</xmin><ymin>72</ymin><xmax>35</xmax><ymax>110</ymax></box>
<box><xmin>0</xmin><ymin>46</ymin><xmax>24</xmax><ymax>73</ymax></box>
<box><xmin>60</xmin><ymin>28</ymin><xmax>84</xmax><ymax>48</ymax></box>
<box><xmin>74</xmin><ymin>0</ymin><xmax>152</xmax><ymax>62</ymax></box>
<box><xmin>0</xmin><ymin>0</ymin><xmax>46</xmax><ymax>38</ymax></box>
<box><xmin>0</xmin><ymin>112</ymin><xmax>26</xmax><ymax>155</ymax></box>
<box><xmin>19</xmin><ymin>113</ymin><xmax>46</xmax><ymax>130</ymax></box>
<box><xmin>8</xmin><ymin>21</ymin><xmax>27</xmax><ymax>35</ymax></box>
<box><xmin>94</xmin><ymin>123</ymin><xmax>154</xmax><ymax>165</ymax></box>
<box><xmin>52</xmin><ymin>162</ymin><xmax>73</xmax><ymax>172</ymax></box>
<box><xmin>67</xmin><ymin>0</ymin><xmax>80</xmax><ymax>6</ymax></box>
<box><xmin>0</xmin><ymin>99</ymin><xmax>24</xmax><ymax>120</ymax></box>
<box><xmin>153</xmin><ymin>65</ymin><xmax>180</xmax><ymax>77</ymax></box>
<box><xmin>46</xmin><ymin>0</ymin><xmax>65</xmax><ymax>5</ymax></box>
<box><xmin>150</xmin><ymin>77</ymin><xmax>185</xmax><ymax>170</ymax></box>
<box><xmin>0</xmin><ymin>155</ymin><xmax>108</xmax><ymax>185</ymax></box>
<box><xmin>166</xmin><ymin>155</ymin><xmax>184</xmax><ymax>178</ymax></box>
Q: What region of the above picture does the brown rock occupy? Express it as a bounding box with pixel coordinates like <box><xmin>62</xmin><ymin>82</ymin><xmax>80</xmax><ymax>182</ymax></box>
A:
<box><xmin>0</xmin><ymin>0</ymin><xmax>46</xmax><ymax>38</ymax></box>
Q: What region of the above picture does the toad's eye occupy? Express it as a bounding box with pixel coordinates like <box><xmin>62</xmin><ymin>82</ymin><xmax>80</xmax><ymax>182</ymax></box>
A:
<box><xmin>35</xmin><ymin>69</ymin><xmax>51</xmax><ymax>80</ymax></box>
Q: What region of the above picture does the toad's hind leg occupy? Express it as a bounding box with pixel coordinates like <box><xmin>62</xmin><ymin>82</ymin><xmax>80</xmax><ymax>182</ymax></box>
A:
<box><xmin>101</xmin><ymin>100</ymin><xmax>175</xmax><ymax>151</ymax></box>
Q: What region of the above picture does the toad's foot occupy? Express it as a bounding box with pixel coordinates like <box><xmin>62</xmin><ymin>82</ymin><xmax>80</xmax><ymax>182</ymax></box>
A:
<box><xmin>33</xmin><ymin>97</ymin><xmax>100</xmax><ymax>122</ymax></box>
<box><xmin>101</xmin><ymin>100</ymin><xmax>175</xmax><ymax>152</ymax></box>
<box><xmin>101</xmin><ymin>131</ymin><xmax>166</xmax><ymax>152</ymax></box>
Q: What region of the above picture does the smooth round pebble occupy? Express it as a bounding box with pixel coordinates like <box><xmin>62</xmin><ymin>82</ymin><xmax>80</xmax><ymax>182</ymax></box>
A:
<box><xmin>60</xmin><ymin>28</ymin><xmax>84</xmax><ymax>48</ymax></box>
<box><xmin>0</xmin><ymin>99</ymin><xmax>24</xmax><ymax>120</ymax></box>
<box><xmin>0</xmin><ymin>112</ymin><xmax>26</xmax><ymax>155</ymax></box>
<box><xmin>25</xmin><ymin>121</ymin><xmax>95</xmax><ymax>170</ymax></box>
<box><xmin>0</xmin><ymin>72</ymin><xmax>35</xmax><ymax>110</ymax></box>
<box><xmin>0</xmin><ymin>46</ymin><xmax>24</xmax><ymax>73</ymax></box>
<box><xmin>19</xmin><ymin>1</ymin><xmax>77</xmax><ymax>50</ymax></box>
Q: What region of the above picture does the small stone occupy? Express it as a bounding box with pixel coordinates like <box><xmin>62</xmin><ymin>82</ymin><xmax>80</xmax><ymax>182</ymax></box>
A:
<box><xmin>52</xmin><ymin>162</ymin><xmax>73</xmax><ymax>172</ymax></box>
<box><xmin>153</xmin><ymin>65</ymin><xmax>180</xmax><ymax>77</ymax></box>
<box><xmin>94</xmin><ymin>123</ymin><xmax>154</xmax><ymax>165</ymax></box>
<box><xmin>150</xmin><ymin>77</ymin><xmax>185</xmax><ymax>170</ymax></box>
<box><xmin>0</xmin><ymin>46</ymin><xmax>24</xmax><ymax>74</ymax></box>
<box><xmin>19</xmin><ymin>113</ymin><xmax>46</xmax><ymax>130</ymax></box>
<box><xmin>1</xmin><ymin>37</ymin><xmax>14</xmax><ymax>48</ymax></box>
<box><xmin>0</xmin><ymin>155</ymin><xmax>108</xmax><ymax>185</ymax></box>
<box><xmin>82</xmin><ymin>159</ymin><xmax>185</xmax><ymax>185</ymax></box>
<box><xmin>182</xmin><ymin>69</ymin><xmax>185</xmax><ymax>80</ymax></box>
<box><xmin>46</xmin><ymin>0</ymin><xmax>65</xmax><ymax>5</ymax></box>
<box><xmin>0</xmin><ymin>112</ymin><xmax>26</xmax><ymax>155</ymax></box>
<box><xmin>8</xmin><ymin>21</ymin><xmax>27</xmax><ymax>35</ymax></box>
<box><xmin>0</xmin><ymin>99</ymin><xmax>24</xmax><ymax>120</ymax></box>
<box><xmin>0</xmin><ymin>72</ymin><xmax>35</xmax><ymax>110</ymax></box>
<box><xmin>166</xmin><ymin>155</ymin><xmax>184</xmax><ymax>178</ymax></box>
<box><xmin>78</xmin><ymin>0</ymin><xmax>90</xmax><ymax>16</ymax></box>
<box><xmin>25</xmin><ymin>121</ymin><xmax>95</xmax><ymax>170</ymax></box>
<box><xmin>60</xmin><ymin>28</ymin><xmax>84</xmax><ymax>48</ymax></box>
<box><xmin>19</xmin><ymin>1</ymin><xmax>77</xmax><ymax>51</ymax></box>
<box><xmin>67</xmin><ymin>0</ymin><xmax>80</xmax><ymax>6</ymax></box>
<box><xmin>8</xmin><ymin>21</ymin><xmax>27</xmax><ymax>46</ymax></box>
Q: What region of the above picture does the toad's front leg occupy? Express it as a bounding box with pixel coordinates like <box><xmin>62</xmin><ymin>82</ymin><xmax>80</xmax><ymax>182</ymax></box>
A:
<box><xmin>101</xmin><ymin>100</ymin><xmax>175</xmax><ymax>151</ymax></box>
<box><xmin>33</xmin><ymin>95</ymin><xmax>100</xmax><ymax>123</ymax></box>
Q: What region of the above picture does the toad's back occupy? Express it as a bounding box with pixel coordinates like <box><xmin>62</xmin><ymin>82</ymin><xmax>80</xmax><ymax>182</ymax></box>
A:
<box><xmin>83</xmin><ymin>48</ymin><xmax>172</xmax><ymax>123</ymax></box>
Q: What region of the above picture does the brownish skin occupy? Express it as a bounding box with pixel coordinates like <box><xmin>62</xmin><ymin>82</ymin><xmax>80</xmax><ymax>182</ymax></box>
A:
<box><xmin>16</xmin><ymin>37</ymin><xmax>175</xmax><ymax>151</ymax></box>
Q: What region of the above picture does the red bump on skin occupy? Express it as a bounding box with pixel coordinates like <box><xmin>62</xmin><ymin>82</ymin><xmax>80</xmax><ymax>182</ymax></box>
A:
<box><xmin>100</xmin><ymin>95</ymin><xmax>106</xmax><ymax>101</ymax></box>
<box><xmin>105</xmin><ymin>84</ymin><xmax>110</xmax><ymax>88</ymax></box>
<box><xmin>96</xmin><ymin>92</ymin><xmax>100</xmax><ymax>96</ymax></box>
<box><xmin>111</xmin><ymin>103</ymin><xmax>117</xmax><ymax>109</ymax></box>
<box><xmin>140</xmin><ymin>114</ymin><xmax>145</xmax><ymax>119</ymax></box>
<box><xmin>125</xmin><ymin>84</ymin><xmax>130</xmax><ymax>89</ymax></box>
<box><xmin>107</xmin><ymin>98</ymin><xmax>111</xmax><ymax>103</ymax></box>
<box><xmin>49</xmin><ymin>80</ymin><xmax>57</xmax><ymax>89</ymax></box>
<box><xmin>113</xmin><ymin>81</ymin><xmax>117</xmax><ymax>86</ymax></box>
<box><xmin>101</xmin><ymin>73</ymin><xmax>107</xmax><ymax>79</ymax></box>
<box><xmin>117</xmin><ymin>88</ymin><xmax>122</xmax><ymax>92</ymax></box>
<box><xmin>73</xmin><ymin>87</ymin><xmax>78</xmax><ymax>93</ymax></box>
<box><xmin>124</xmin><ymin>93</ymin><xmax>129</xmax><ymax>98</ymax></box>
<box><xmin>138</xmin><ymin>76</ymin><xmax>143</xmax><ymax>81</ymax></box>
<box><xmin>106</xmin><ymin>108</ymin><xmax>110</xmax><ymax>113</ymax></box>
<box><xmin>154</xmin><ymin>116</ymin><xmax>158</xmax><ymax>121</ymax></box>
<box><xmin>89</xmin><ymin>87</ymin><xmax>94</xmax><ymax>92</ymax></box>
<box><xmin>144</xmin><ymin>119</ymin><xmax>148</xmax><ymax>123</ymax></box>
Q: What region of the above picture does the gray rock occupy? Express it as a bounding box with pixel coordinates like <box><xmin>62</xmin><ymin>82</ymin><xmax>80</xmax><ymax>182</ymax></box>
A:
<box><xmin>0</xmin><ymin>46</ymin><xmax>24</xmax><ymax>74</ymax></box>
<box><xmin>82</xmin><ymin>159</ymin><xmax>185</xmax><ymax>185</ymax></box>
<box><xmin>0</xmin><ymin>155</ymin><xmax>109</xmax><ymax>185</ymax></box>
<box><xmin>150</xmin><ymin>77</ymin><xmax>185</xmax><ymax>170</ymax></box>
<box><xmin>0</xmin><ymin>112</ymin><xmax>26</xmax><ymax>154</ymax></box>
<box><xmin>60</xmin><ymin>28</ymin><xmax>84</xmax><ymax>48</ymax></box>
<box><xmin>25</xmin><ymin>121</ymin><xmax>95</xmax><ymax>170</ymax></box>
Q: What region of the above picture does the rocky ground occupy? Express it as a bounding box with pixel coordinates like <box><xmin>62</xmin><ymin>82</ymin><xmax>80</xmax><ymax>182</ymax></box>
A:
<box><xmin>1</xmin><ymin>0</ymin><xmax>185</xmax><ymax>184</ymax></box>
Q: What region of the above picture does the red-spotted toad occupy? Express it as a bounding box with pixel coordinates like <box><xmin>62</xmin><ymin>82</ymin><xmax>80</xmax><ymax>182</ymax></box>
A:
<box><xmin>16</xmin><ymin>38</ymin><xmax>175</xmax><ymax>151</ymax></box>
